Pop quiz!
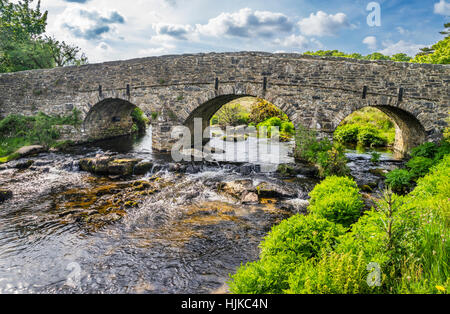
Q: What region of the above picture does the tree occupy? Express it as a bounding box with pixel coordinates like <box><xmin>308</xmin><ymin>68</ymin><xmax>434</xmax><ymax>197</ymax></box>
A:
<box><xmin>0</xmin><ymin>0</ymin><xmax>87</xmax><ymax>73</ymax></box>
<box><xmin>412</xmin><ymin>24</ymin><xmax>450</xmax><ymax>64</ymax></box>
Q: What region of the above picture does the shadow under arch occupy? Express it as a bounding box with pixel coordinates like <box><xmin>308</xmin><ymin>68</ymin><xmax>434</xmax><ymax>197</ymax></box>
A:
<box><xmin>84</xmin><ymin>98</ymin><xmax>139</xmax><ymax>141</ymax></box>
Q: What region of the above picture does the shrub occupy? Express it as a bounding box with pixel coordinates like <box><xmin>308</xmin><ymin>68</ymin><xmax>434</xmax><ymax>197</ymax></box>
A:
<box><xmin>357</xmin><ymin>126</ymin><xmax>387</xmax><ymax>147</ymax></box>
<box><xmin>308</xmin><ymin>176</ymin><xmax>364</xmax><ymax>227</ymax></box>
<box><xmin>228</xmin><ymin>254</ymin><xmax>296</xmax><ymax>294</ymax></box>
<box><xmin>295</xmin><ymin>125</ymin><xmax>349</xmax><ymax>178</ymax></box>
<box><xmin>286</xmin><ymin>251</ymin><xmax>372</xmax><ymax>294</ymax></box>
<box><xmin>371</xmin><ymin>152</ymin><xmax>382</xmax><ymax>163</ymax></box>
<box><xmin>385</xmin><ymin>169</ymin><xmax>412</xmax><ymax>193</ymax></box>
<box><xmin>131</xmin><ymin>108</ymin><xmax>149</xmax><ymax>133</ymax></box>
<box><xmin>316</xmin><ymin>144</ymin><xmax>350</xmax><ymax>178</ymax></box>
<box><xmin>407</xmin><ymin>156</ymin><xmax>434</xmax><ymax>180</ymax></box>
<box><xmin>334</xmin><ymin>124</ymin><xmax>359</xmax><ymax>144</ymax></box>
<box><xmin>229</xmin><ymin>214</ymin><xmax>346</xmax><ymax>294</ymax></box>
<box><xmin>249</xmin><ymin>98</ymin><xmax>287</xmax><ymax>125</ymax></box>
<box><xmin>260</xmin><ymin>214</ymin><xmax>346</xmax><ymax>261</ymax></box>
<box><xmin>410</xmin><ymin>142</ymin><xmax>438</xmax><ymax>159</ymax></box>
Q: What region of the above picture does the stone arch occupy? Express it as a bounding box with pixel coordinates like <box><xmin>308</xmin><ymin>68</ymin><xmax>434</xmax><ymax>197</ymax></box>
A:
<box><xmin>84</xmin><ymin>98</ymin><xmax>139</xmax><ymax>141</ymax></box>
<box><xmin>183</xmin><ymin>94</ymin><xmax>298</xmax><ymax>146</ymax></box>
<box><xmin>332</xmin><ymin>103</ymin><xmax>427</xmax><ymax>155</ymax></box>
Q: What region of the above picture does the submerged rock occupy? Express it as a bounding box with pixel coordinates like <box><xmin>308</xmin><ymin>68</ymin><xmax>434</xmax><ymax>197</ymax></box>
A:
<box><xmin>0</xmin><ymin>189</ymin><xmax>13</xmax><ymax>203</ymax></box>
<box><xmin>79</xmin><ymin>157</ymin><xmax>142</xmax><ymax>177</ymax></box>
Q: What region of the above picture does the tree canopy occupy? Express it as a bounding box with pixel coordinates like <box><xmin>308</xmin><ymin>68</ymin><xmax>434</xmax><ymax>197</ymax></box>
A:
<box><xmin>0</xmin><ymin>0</ymin><xmax>87</xmax><ymax>73</ymax></box>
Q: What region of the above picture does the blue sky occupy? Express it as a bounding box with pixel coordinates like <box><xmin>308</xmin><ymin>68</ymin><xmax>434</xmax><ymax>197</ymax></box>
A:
<box><xmin>35</xmin><ymin>0</ymin><xmax>450</xmax><ymax>62</ymax></box>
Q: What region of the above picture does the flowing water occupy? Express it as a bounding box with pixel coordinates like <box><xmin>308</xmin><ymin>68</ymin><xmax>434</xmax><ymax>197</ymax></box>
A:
<box><xmin>0</xmin><ymin>129</ymin><xmax>402</xmax><ymax>294</ymax></box>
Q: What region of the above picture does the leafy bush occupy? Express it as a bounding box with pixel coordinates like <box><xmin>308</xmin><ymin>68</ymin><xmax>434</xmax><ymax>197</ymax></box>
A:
<box><xmin>210</xmin><ymin>115</ymin><xmax>219</xmax><ymax>125</ymax></box>
<box><xmin>295</xmin><ymin>125</ymin><xmax>349</xmax><ymax>178</ymax></box>
<box><xmin>229</xmin><ymin>214</ymin><xmax>346</xmax><ymax>294</ymax></box>
<box><xmin>286</xmin><ymin>251</ymin><xmax>372</xmax><ymax>294</ymax></box>
<box><xmin>357</xmin><ymin>126</ymin><xmax>387</xmax><ymax>147</ymax></box>
<box><xmin>385</xmin><ymin>169</ymin><xmax>413</xmax><ymax>193</ymax></box>
<box><xmin>334</xmin><ymin>124</ymin><xmax>359</xmax><ymax>144</ymax></box>
<box><xmin>249</xmin><ymin>98</ymin><xmax>287</xmax><ymax>125</ymax></box>
<box><xmin>260</xmin><ymin>214</ymin><xmax>346</xmax><ymax>261</ymax></box>
<box><xmin>131</xmin><ymin>108</ymin><xmax>149</xmax><ymax>133</ymax></box>
<box><xmin>407</xmin><ymin>156</ymin><xmax>434</xmax><ymax>180</ymax></box>
<box><xmin>410</xmin><ymin>142</ymin><xmax>438</xmax><ymax>159</ymax></box>
<box><xmin>316</xmin><ymin>144</ymin><xmax>350</xmax><ymax>178</ymax></box>
<box><xmin>371</xmin><ymin>152</ymin><xmax>382</xmax><ymax>163</ymax></box>
<box><xmin>228</xmin><ymin>254</ymin><xmax>296</xmax><ymax>294</ymax></box>
<box><xmin>308</xmin><ymin>176</ymin><xmax>364</xmax><ymax>227</ymax></box>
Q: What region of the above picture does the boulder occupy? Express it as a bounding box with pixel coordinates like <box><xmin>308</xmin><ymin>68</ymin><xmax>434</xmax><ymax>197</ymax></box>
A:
<box><xmin>15</xmin><ymin>145</ymin><xmax>45</xmax><ymax>158</ymax></box>
<box><xmin>219</xmin><ymin>180</ymin><xmax>255</xmax><ymax>200</ymax></box>
<box><xmin>108</xmin><ymin>159</ymin><xmax>142</xmax><ymax>176</ymax></box>
<box><xmin>79</xmin><ymin>157</ymin><xmax>142</xmax><ymax>177</ymax></box>
<box><xmin>133</xmin><ymin>161</ymin><xmax>154</xmax><ymax>175</ymax></box>
<box><xmin>0</xmin><ymin>189</ymin><xmax>13</xmax><ymax>203</ymax></box>
<box><xmin>241</xmin><ymin>192</ymin><xmax>259</xmax><ymax>204</ymax></box>
<box><xmin>256</xmin><ymin>181</ymin><xmax>297</xmax><ymax>198</ymax></box>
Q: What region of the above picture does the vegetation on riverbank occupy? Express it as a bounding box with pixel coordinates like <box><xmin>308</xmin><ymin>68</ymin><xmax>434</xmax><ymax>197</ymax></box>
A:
<box><xmin>0</xmin><ymin>109</ymin><xmax>82</xmax><ymax>160</ymax></box>
<box><xmin>334</xmin><ymin>107</ymin><xmax>396</xmax><ymax>148</ymax></box>
<box><xmin>131</xmin><ymin>108</ymin><xmax>150</xmax><ymax>134</ymax></box>
<box><xmin>229</xmin><ymin>149</ymin><xmax>450</xmax><ymax>294</ymax></box>
<box><xmin>294</xmin><ymin>125</ymin><xmax>349</xmax><ymax>178</ymax></box>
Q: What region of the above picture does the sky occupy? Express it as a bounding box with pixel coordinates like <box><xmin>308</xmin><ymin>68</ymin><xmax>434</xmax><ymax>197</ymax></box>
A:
<box><xmin>29</xmin><ymin>0</ymin><xmax>450</xmax><ymax>63</ymax></box>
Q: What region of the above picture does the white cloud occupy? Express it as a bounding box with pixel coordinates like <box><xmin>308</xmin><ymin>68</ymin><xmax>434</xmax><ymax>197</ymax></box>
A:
<box><xmin>298</xmin><ymin>11</ymin><xmax>351</xmax><ymax>37</ymax></box>
<box><xmin>363</xmin><ymin>36</ymin><xmax>377</xmax><ymax>50</ymax></box>
<box><xmin>196</xmin><ymin>8</ymin><xmax>294</xmax><ymax>38</ymax></box>
<box><xmin>153</xmin><ymin>23</ymin><xmax>194</xmax><ymax>40</ymax></box>
<box><xmin>434</xmin><ymin>0</ymin><xmax>450</xmax><ymax>16</ymax></box>
<box><xmin>274</xmin><ymin>34</ymin><xmax>310</xmax><ymax>49</ymax></box>
<box><xmin>379</xmin><ymin>40</ymin><xmax>424</xmax><ymax>56</ymax></box>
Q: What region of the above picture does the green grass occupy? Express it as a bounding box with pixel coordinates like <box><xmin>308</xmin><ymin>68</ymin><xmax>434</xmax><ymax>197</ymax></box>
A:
<box><xmin>0</xmin><ymin>109</ymin><xmax>82</xmax><ymax>159</ymax></box>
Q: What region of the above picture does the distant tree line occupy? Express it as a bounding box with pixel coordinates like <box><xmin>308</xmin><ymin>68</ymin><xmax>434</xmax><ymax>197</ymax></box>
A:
<box><xmin>304</xmin><ymin>23</ymin><xmax>449</xmax><ymax>65</ymax></box>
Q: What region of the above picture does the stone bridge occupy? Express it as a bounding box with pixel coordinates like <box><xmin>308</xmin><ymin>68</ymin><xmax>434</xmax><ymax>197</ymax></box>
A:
<box><xmin>0</xmin><ymin>52</ymin><xmax>448</xmax><ymax>155</ymax></box>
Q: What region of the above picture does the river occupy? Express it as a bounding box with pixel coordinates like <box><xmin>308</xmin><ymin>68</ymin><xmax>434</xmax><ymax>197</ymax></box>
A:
<box><xmin>0</xmin><ymin>128</ymin><xmax>403</xmax><ymax>294</ymax></box>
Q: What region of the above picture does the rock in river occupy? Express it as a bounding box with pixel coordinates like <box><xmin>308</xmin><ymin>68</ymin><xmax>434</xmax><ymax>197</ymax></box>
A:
<box><xmin>79</xmin><ymin>157</ymin><xmax>143</xmax><ymax>177</ymax></box>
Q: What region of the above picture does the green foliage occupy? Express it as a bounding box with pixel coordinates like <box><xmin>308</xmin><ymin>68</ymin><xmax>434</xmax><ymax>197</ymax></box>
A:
<box><xmin>214</xmin><ymin>103</ymin><xmax>246</xmax><ymax>126</ymax></box>
<box><xmin>0</xmin><ymin>109</ymin><xmax>82</xmax><ymax>157</ymax></box>
<box><xmin>304</xmin><ymin>50</ymin><xmax>412</xmax><ymax>62</ymax></box>
<box><xmin>295</xmin><ymin>125</ymin><xmax>349</xmax><ymax>178</ymax></box>
<box><xmin>210</xmin><ymin>115</ymin><xmax>219</xmax><ymax>126</ymax></box>
<box><xmin>334</xmin><ymin>108</ymin><xmax>395</xmax><ymax>147</ymax></box>
<box><xmin>308</xmin><ymin>176</ymin><xmax>364</xmax><ymax>227</ymax></box>
<box><xmin>357</xmin><ymin>126</ymin><xmax>387</xmax><ymax>147</ymax></box>
<box><xmin>371</xmin><ymin>152</ymin><xmax>382</xmax><ymax>163</ymax></box>
<box><xmin>410</xmin><ymin>142</ymin><xmax>438</xmax><ymax>159</ymax></box>
<box><xmin>230</xmin><ymin>152</ymin><xmax>450</xmax><ymax>294</ymax></box>
<box><xmin>412</xmin><ymin>36</ymin><xmax>450</xmax><ymax>65</ymax></box>
<box><xmin>260</xmin><ymin>214</ymin><xmax>346</xmax><ymax>261</ymax></box>
<box><xmin>131</xmin><ymin>108</ymin><xmax>149</xmax><ymax>133</ymax></box>
<box><xmin>334</xmin><ymin>124</ymin><xmax>359</xmax><ymax>144</ymax></box>
<box><xmin>229</xmin><ymin>214</ymin><xmax>345</xmax><ymax>294</ymax></box>
<box><xmin>286</xmin><ymin>251</ymin><xmax>371</xmax><ymax>294</ymax></box>
<box><xmin>0</xmin><ymin>0</ymin><xmax>87</xmax><ymax>73</ymax></box>
<box><xmin>407</xmin><ymin>157</ymin><xmax>434</xmax><ymax>180</ymax></box>
<box><xmin>385</xmin><ymin>169</ymin><xmax>413</xmax><ymax>193</ymax></box>
<box><xmin>249</xmin><ymin>98</ymin><xmax>287</xmax><ymax>125</ymax></box>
